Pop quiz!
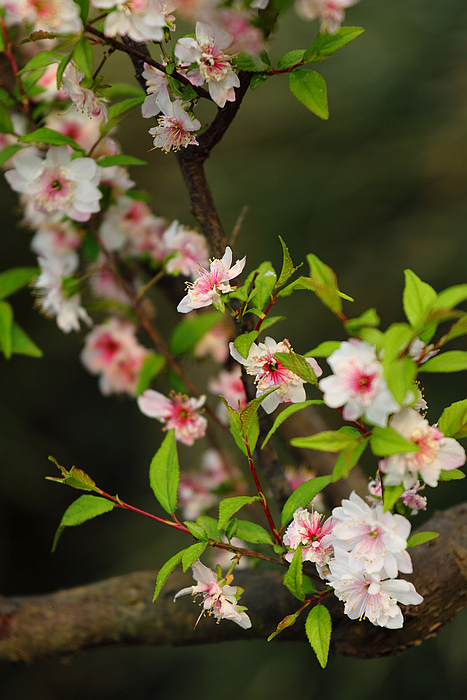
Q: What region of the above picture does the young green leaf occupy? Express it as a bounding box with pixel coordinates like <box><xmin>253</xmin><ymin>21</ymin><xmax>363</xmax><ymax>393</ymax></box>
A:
<box><xmin>149</xmin><ymin>430</ymin><xmax>179</xmax><ymax>515</ymax></box>
<box><xmin>239</xmin><ymin>388</ymin><xmax>278</xmax><ymax>436</ymax></box>
<box><xmin>277</xmin><ymin>236</ymin><xmax>300</xmax><ymax>286</ymax></box>
<box><xmin>283</xmin><ymin>545</ymin><xmax>304</xmax><ymax>601</ymax></box>
<box><xmin>153</xmin><ymin>550</ymin><xmax>185</xmax><ymax>602</ymax></box>
<box><xmin>383</xmin><ymin>484</ymin><xmax>405</xmax><ymax>512</ymax></box>
<box><xmin>407</xmin><ymin>531</ymin><xmax>439</xmax><ymax>549</ymax></box>
<box><xmin>403</xmin><ymin>269</ymin><xmax>437</xmax><ymax>329</ymax></box>
<box><xmin>136</xmin><ymin>352</ymin><xmax>165</xmax><ymax>396</ymax></box>
<box><xmin>438</xmin><ymin>314</ymin><xmax>467</xmax><ymax>346</ymax></box>
<box><xmin>3</xmin><ymin>322</ymin><xmax>42</xmax><ymax>357</ymax></box>
<box><xmin>274</xmin><ymin>351</ymin><xmax>319</xmax><ymax>385</ymax></box>
<box><xmin>0</xmin><ymin>143</ymin><xmax>23</xmax><ymax>168</ymax></box>
<box><xmin>169</xmin><ymin>311</ymin><xmax>223</xmax><ymax>355</ymax></box>
<box><xmin>46</xmin><ymin>457</ymin><xmax>98</xmax><ymax>491</ymax></box>
<box><xmin>438</xmin><ymin>399</ymin><xmax>467</xmax><ymax>439</ymax></box>
<box><xmin>196</xmin><ymin>515</ymin><xmax>223</xmax><ymax>540</ymax></box>
<box><xmin>182</xmin><ymin>542</ymin><xmax>207</xmax><ymax>572</ymax></box>
<box><xmin>234</xmin><ymin>520</ymin><xmax>273</xmax><ymax>545</ymax></box>
<box><xmin>261</xmin><ymin>400</ymin><xmax>324</xmax><ymax>449</ymax></box>
<box><xmin>385</xmin><ymin>356</ymin><xmax>417</xmax><ymax>405</ymax></box>
<box><xmin>344</xmin><ymin>308</ymin><xmax>380</xmax><ymax>336</ymax></box>
<box><xmin>72</xmin><ymin>37</ymin><xmax>93</xmax><ymax>78</ymax></box>
<box><xmin>0</xmin><ymin>267</ymin><xmax>39</xmax><ymax>299</ymax></box>
<box><xmin>18</xmin><ymin>127</ymin><xmax>85</xmax><ymax>152</ymax></box>
<box><xmin>438</xmin><ymin>468</ymin><xmax>465</xmax><ymax>481</ymax></box>
<box><xmin>433</xmin><ymin>283</ymin><xmax>467</xmax><ymax>310</ymax></box>
<box><xmin>281</xmin><ymin>475</ymin><xmax>332</xmax><ymax>527</ymax></box>
<box><xmin>419</xmin><ymin>351</ymin><xmax>467</xmax><ymax>373</ymax></box>
<box><xmin>52</xmin><ymin>494</ymin><xmax>114</xmax><ymax>552</ymax></box>
<box><xmin>305</xmin><ymin>341</ymin><xmax>341</xmax><ymax>357</ymax></box>
<box><xmin>291</xmin><ymin>430</ymin><xmax>360</xmax><ymax>452</ymax></box>
<box><xmin>303</xmin><ymin>27</ymin><xmax>364</xmax><ymax>61</ymax></box>
<box><xmin>305</xmin><ymin>605</ymin><xmax>332</xmax><ymax>668</ymax></box>
<box><xmin>233</xmin><ymin>54</ymin><xmax>270</xmax><ymax>72</ymax></box>
<box><xmin>97</xmin><ymin>154</ymin><xmax>148</xmax><ymax>167</ymax></box>
<box><xmin>218</xmin><ymin>495</ymin><xmax>260</xmax><ymax>531</ymax></box>
<box><xmin>233</xmin><ymin>330</ymin><xmax>259</xmax><ymax>359</ymax></box>
<box><xmin>267</xmin><ymin>609</ymin><xmax>302</xmax><ymax>641</ymax></box>
<box><xmin>306</xmin><ymin>254</ymin><xmax>342</xmax><ymax>314</ymax></box>
<box><xmin>277</xmin><ymin>49</ymin><xmax>305</xmax><ymax>70</ymax></box>
<box><xmin>370</xmin><ymin>426</ymin><xmax>419</xmax><ymax>457</ymax></box>
<box><xmin>0</xmin><ymin>300</ymin><xmax>13</xmax><ymax>359</ymax></box>
<box><xmin>332</xmin><ymin>436</ymin><xmax>369</xmax><ymax>482</ymax></box>
<box><xmin>289</xmin><ymin>70</ymin><xmax>329</xmax><ymax>120</ymax></box>
<box><xmin>184</xmin><ymin>521</ymin><xmax>208</xmax><ymax>540</ymax></box>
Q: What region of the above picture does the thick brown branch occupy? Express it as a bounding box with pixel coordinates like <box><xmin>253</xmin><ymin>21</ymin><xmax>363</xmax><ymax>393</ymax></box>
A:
<box><xmin>1</xmin><ymin>503</ymin><xmax>466</xmax><ymax>664</ymax></box>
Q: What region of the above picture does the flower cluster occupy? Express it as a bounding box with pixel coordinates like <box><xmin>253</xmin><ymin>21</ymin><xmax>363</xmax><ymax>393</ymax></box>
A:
<box><xmin>137</xmin><ymin>390</ymin><xmax>207</xmax><ymax>445</ymax></box>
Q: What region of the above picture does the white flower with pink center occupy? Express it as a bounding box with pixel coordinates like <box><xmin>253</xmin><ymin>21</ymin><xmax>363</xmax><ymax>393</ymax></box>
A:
<box><xmin>149</xmin><ymin>87</ymin><xmax>201</xmax><ymax>153</ymax></box>
<box><xmin>193</xmin><ymin>321</ymin><xmax>231</xmax><ymax>363</ymax></box>
<box><xmin>11</xmin><ymin>0</ymin><xmax>83</xmax><ymax>34</ymax></box>
<box><xmin>295</xmin><ymin>0</ymin><xmax>359</xmax><ymax>34</ymax></box>
<box><xmin>141</xmin><ymin>63</ymin><xmax>169</xmax><ymax>118</ymax></box>
<box><xmin>325</xmin><ymin>556</ymin><xmax>423</xmax><ymax>629</ymax></box>
<box><xmin>175</xmin><ymin>22</ymin><xmax>240</xmax><ymax>108</ymax></box>
<box><xmin>174</xmin><ymin>560</ymin><xmax>251</xmax><ymax>629</ymax></box>
<box><xmin>379</xmin><ymin>407</ymin><xmax>466</xmax><ymax>489</ymax></box>
<box><xmin>219</xmin><ymin>10</ymin><xmax>264</xmax><ymax>56</ymax></box>
<box><xmin>367</xmin><ymin>476</ymin><xmax>427</xmax><ymax>516</ymax></box>
<box><xmin>45</xmin><ymin>110</ymin><xmax>103</xmax><ymax>153</ymax></box>
<box><xmin>230</xmin><ymin>336</ymin><xmax>322</xmax><ymax>414</ymax></box>
<box><xmin>177</xmin><ymin>245</ymin><xmax>246</xmax><ymax>313</ymax></box>
<box><xmin>5</xmin><ymin>146</ymin><xmax>103</xmax><ymax>223</ymax></box>
<box><xmin>179</xmin><ymin>449</ymin><xmax>232</xmax><ymax>520</ymax></box>
<box><xmin>319</xmin><ymin>339</ymin><xmax>400</xmax><ymax>427</ymax></box>
<box><xmin>34</xmin><ymin>255</ymin><xmax>92</xmax><ymax>333</ymax></box>
<box><xmin>137</xmin><ymin>390</ymin><xmax>207</xmax><ymax>445</ymax></box>
<box><xmin>283</xmin><ymin>507</ymin><xmax>335</xmax><ymax>570</ymax></box>
<box><xmin>100</xmin><ymin>196</ymin><xmax>167</xmax><ymax>260</ymax></box>
<box><xmin>162</xmin><ymin>220</ymin><xmax>209</xmax><ymax>279</ymax></box>
<box><xmin>208</xmin><ymin>366</ymin><xmax>247</xmax><ymax>422</ymax></box>
<box><xmin>91</xmin><ymin>0</ymin><xmax>166</xmax><ymax>43</ymax></box>
<box><xmin>81</xmin><ymin>318</ymin><xmax>149</xmax><ymax>396</ymax></box>
<box><xmin>331</xmin><ymin>491</ymin><xmax>412</xmax><ymax>578</ymax></box>
<box><xmin>61</xmin><ymin>63</ymin><xmax>109</xmax><ymax>123</ymax></box>
<box><xmin>31</xmin><ymin>216</ymin><xmax>82</xmax><ymax>260</ymax></box>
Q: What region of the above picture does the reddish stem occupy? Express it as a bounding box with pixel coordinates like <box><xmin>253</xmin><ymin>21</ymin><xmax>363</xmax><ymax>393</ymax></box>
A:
<box><xmin>254</xmin><ymin>294</ymin><xmax>278</xmax><ymax>332</ymax></box>
<box><xmin>245</xmin><ymin>440</ymin><xmax>282</xmax><ymax>546</ymax></box>
<box><xmin>96</xmin><ymin>489</ymin><xmax>190</xmax><ymax>534</ymax></box>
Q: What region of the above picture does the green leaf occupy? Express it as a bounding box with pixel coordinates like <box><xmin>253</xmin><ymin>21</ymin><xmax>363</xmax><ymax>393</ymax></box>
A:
<box><xmin>97</xmin><ymin>154</ymin><xmax>148</xmax><ymax>167</ymax></box>
<box><xmin>55</xmin><ymin>51</ymin><xmax>73</xmax><ymax>90</ymax></box>
<box><xmin>16</xmin><ymin>50</ymin><xmax>63</xmax><ymax>75</ymax></box>
<box><xmin>383</xmin><ymin>484</ymin><xmax>404</xmax><ymax>512</ymax></box>
<box><xmin>46</xmin><ymin>456</ymin><xmax>98</xmax><ymax>491</ymax></box>
<box><xmin>184</xmin><ymin>521</ymin><xmax>208</xmax><ymax>540</ymax></box>
<box><xmin>74</xmin><ymin>0</ymin><xmax>90</xmax><ymax>23</ymax></box>
<box><xmin>434</xmin><ymin>284</ymin><xmax>467</xmax><ymax>310</ymax></box>
<box><xmin>419</xmin><ymin>351</ymin><xmax>467</xmax><ymax>373</ymax></box>
<box><xmin>100</xmin><ymin>83</ymin><xmax>145</xmax><ymax>100</ymax></box>
<box><xmin>305</xmin><ymin>341</ymin><xmax>341</xmax><ymax>357</ymax></box>
<box><xmin>345</xmin><ymin>308</ymin><xmax>380</xmax><ymax>336</ymax></box>
<box><xmin>332</xmin><ymin>435</ymin><xmax>369</xmax><ymax>482</ymax></box>
<box><xmin>182</xmin><ymin>542</ymin><xmax>207</xmax><ymax>572</ymax></box>
<box><xmin>149</xmin><ymin>430</ymin><xmax>179</xmax><ymax>515</ymax></box>
<box><xmin>407</xmin><ymin>531</ymin><xmax>439</xmax><ymax>549</ymax></box>
<box><xmin>261</xmin><ymin>400</ymin><xmax>324</xmax><ymax>449</ymax></box>
<box><xmin>0</xmin><ymin>300</ymin><xmax>13</xmax><ymax>359</ymax></box>
<box><xmin>240</xmin><ymin>388</ymin><xmax>278</xmax><ymax>436</ymax></box>
<box><xmin>106</xmin><ymin>96</ymin><xmax>145</xmax><ymax>121</ymax></box>
<box><xmin>274</xmin><ymin>351</ymin><xmax>319</xmax><ymax>385</ymax></box>
<box><xmin>0</xmin><ymin>102</ymin><xmax>14</xmax><ymax>134</ymax></box>
<box><xmin>281</xmin><ymin>475</ymin><xmax>332</xmax><ymax>527</ymax></box>
<box><xmin>52</xmin><ymin>494</ymin><xmax>114</xmax><ymax>552</ymax></box>
<box><xmin>305</xmin><ymin>605</ymin><xmax>332</xmax><ymax>669</ymax></box>
<box><xmin>169</xmin><ymin>311</ymin><xmax>223</xmax><ymax>355</ymax></box>
<box><xmin>283</xmin><ymin>545</ymin><xmax>304</xmax><ymax>601</ymax></box>
<box><xmin>234</xmin><ymin>520</ymin><xmax>273</xmax><ymax>545</ymax></box>
<box><xmin>136</xmin><ymin>352</ymin><xmax>165</xmax><ymax>396</ymax></box>
<box><xmin>195</xmin><ymin>515</ymin><xmax>222</xmax><ymax>540</ymax></box>
<box><xmin>259</xmin><ymin>315</ymin><xmax>286</xmax><ymax>333</ymax></box>
<box><xmin>438</xmin><ymin>314</ymin><xmax>467</xmax><ymax>346</ymax></box>
<box><xmin>438</xmin><ymin>468</ymin><xmax>465</xmax><ymax>481</ymax></box>
<box><xmin>0</xmin><ymin>143</ymin><xmax>23</xmax><ymax>167</ymax></box>
<box><xmin>385</xmin><ymin>356</ymin><xmax>417</xmax><ymax>405</ymax></box>
<box><xmin>5</xmin><ymin>322</ymin><xmax>42</xmax><ymax>357</ymax></box>
<box><xmin>233</xmin><ymin>330</ymin><xmax>259</xmax><ymax>359</ymax></box>
<box><xmin>403</xmin><ymin>269</ymin><xmax>437</xmax><ymax>329</ymax></box>
<box><xmin>277</xmin><ymin>49</ymin><xmax>305</xmax><ymax>70</ymax></box>
<box><xmin>233</xmin><ymin>54</ymin><xmax>270</xmax><ymax>72</ymax></box>
<box><xmin>289</xmin><ymin>69</ymin><xmax>329</xmax><ymax>120</ymax></box>
<box><xmin>382</xmin><ymin>323</ymin><xmax>414</xmax><ymax>365</ymax></box>
<box><xmin>438</xmin><ymin>399</ymin><xmax>467</xmax><ymax>439</ymax></box>
<box><xmin>254</xmin><ymin>261</ymin><xmax>277</xmax><ymax>310</ymax></box>
<box><xmin>291</xmin><ymin>430</ymin><xmax>360</xmax><ymax>452</ymax></box>
<box><xmin>218</xmin><ymin>495</ymin><xmax>260</xmax><ymax>531</ymax></box>
<box><xmin>303</xmin><ymin>27</ymin><xmax>365</xmax><ymax>61</ymax></box>
<box><xmin>307</xmin><ymin>254</ymin><xmax>342</xmax><ymax>314</ymax></box>
<box><xmin>72</xmin><ymin>37</ymin><xmax>93</xmax><ymax>78</ymax></box>
<box><xmin>370</xmin><ymin>426</ymin><xmax>419</xmax><ymax>457</ymax></box>
<box><xmin>250</xmin><ymin>73</ymin><xmax>268</xmax><ymax>90</ymax></box>
<box><xmin>153</xmin><ymin>550</ymin><xmax>185</xmax><ymax>602</ymax></box>
<box><xmin>268</xmin><ymin>609</ymin><xmax>302</xmax><ymax>641</ymax></box>
<box><xmin>18</xmin><ymin>127</ymin><xmax>85</xmax><ymax>152</ymax></box>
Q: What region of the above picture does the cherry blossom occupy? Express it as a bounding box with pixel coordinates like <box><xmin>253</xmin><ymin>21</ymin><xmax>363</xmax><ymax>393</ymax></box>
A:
<box><xmin>81</xmin><ymin>318</ymin><xmax>149</xmax><ymax>396</ymax></box>
<box><xmin>99</xmin><ymin>196</ymin><xmax>167</xmax><ymax>259</ymax></box>
<box><xmin>208</xmin><ymin>366</ymin><xmax>247</xmax><ymax>422</ymax></box>
<box><xmin>219</xmin><ymin>10</ymin><xmax>263</xmax><ymax>56</ymax></box>
<box><xmin>325</xmin><ymin>556</ymin><xmax>423</xmax><ymax>629</ymax></box>
<box><xmin>91</xmin><ymin>0</ymin><xmax>167</xmax><ymax>43</ymax></box>
<box><xmin>318</xmin><ymin>339</ymin><xmax>400</xmax><ymax>427</ymax></box>
<box><xmin>295</xmin><ymin>0</ymin><xmax>359</xmax><ymax>34</ymax></box>
<box><xmin>331</xmin><ymin>491</ymin><xmax>413</xmax><ymax>578</ymax></box>
<box><xmin>137</xmin><ymin>390</ymin><xmax>207</xmax><ymax>445</ymax></box>
<box><xmin>175</xmin><ymin>22</ymin><xmax>240</xmax><ymax>108</ymax></box>
<box><xmin>141</xmin><ymin>63</ymin><xmax>169</xmax><ymax>119</ymax></box>
<box><xmin>162</xmin><ymin>220</ymin><xmax>209</xmax><ymax>279</ymax></box>
<box><xmin>177</xmin><ymin>246</ymin><xmax>246</xmax><ymax>313</ymax></box>
<box><xmin>174</xmin><ymin>560</ymin><xmax>251</xmax><ymax>629</ymax></box>
<box><xmin>193</xmin><ymin>321</ymin><xmax>231</xmax><ymax>363</ymax></box>
<box><xmin>34</xmin><ymin>255</ymin><xmax>92</xmax><ymax>333</ymax></box>
<box><xmin>149</xmin><ymin>88</ymin><xmax>201</xmax><ymax>153</ymax></box>
<box><xmin>5</xmin><ymin>147</ymin><xmax>103</xmax><ymax>223</ymax></box>
<box><xmin>283</xmin><ymin>507</ymin><xmax>335</xmax><ymax>570</ymax></box>
<box><xmin>378</xmin><ymin>407</ymin><xmax>466</xmax><ymax>489</ymax></box>
<box><xmin>61</xmin><ymin>63</ymin><xmax>109</xmax><ymax>123</ymax></box>
<box><xmin>230</xmin><ymin>336</ymin><xmax>322</xmax><ymax>414</ymax></box>
<box><xmin>31</xmin><ymin>64</ymin><xmax>67</xmax><ymax>103</ymax></box>
<box><xmin>2</xmin><ymin>0</ymin><xmax>83</xmax><ymax>33</ymax></box>
<box><xmin>178</xmin><ymin>449</ymin><xmax>232</xmax><ymax>520</ymax></box>
<box><xmin>31</xmin><ymin>216</ymin><xmax>82</xmax><ymax>260</ymax></box>
<box><xmin>45</xmin><ymin>110</ymin><xmax>103</xmax><ymax>153</ymax></box>
<box><xmin>367</xmin><ymin>476</ymin><xmax>427</xmax><ymax>516</ymax></box>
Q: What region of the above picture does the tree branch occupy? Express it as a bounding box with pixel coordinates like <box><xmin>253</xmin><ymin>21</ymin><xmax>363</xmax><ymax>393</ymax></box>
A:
<box><xmin>1</xmin><ymin>503</ymin><xmax>466</xmax><ymax>664</ymax></box>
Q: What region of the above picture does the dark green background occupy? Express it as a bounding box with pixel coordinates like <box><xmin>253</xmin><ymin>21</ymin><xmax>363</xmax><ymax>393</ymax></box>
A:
<box><xmin>2</xmin><ymin>0</ymin><xmax>467</xmax><ymax>697</ymax></box>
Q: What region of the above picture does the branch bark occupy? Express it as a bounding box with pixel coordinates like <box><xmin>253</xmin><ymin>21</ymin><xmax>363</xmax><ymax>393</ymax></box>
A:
<box><xmin>1</xmin><ymin>502</ymin><xmax>466</xmax><ymax>664</ymax></box>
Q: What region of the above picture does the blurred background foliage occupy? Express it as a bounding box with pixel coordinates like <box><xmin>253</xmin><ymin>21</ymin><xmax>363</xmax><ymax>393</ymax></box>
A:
<box><xmin>1</xmin><ymin>0</ymin><xmax>467</xmax><ymax>697</ymax></box>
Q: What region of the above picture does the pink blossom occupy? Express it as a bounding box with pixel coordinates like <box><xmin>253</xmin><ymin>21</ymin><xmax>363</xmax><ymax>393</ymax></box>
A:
<box><xmin>81</xmin><ymin>318</ymin><xmax>149</xmax><ymax>396</ymax></box>
<box><xmin>367</xmin><ymin>476</ymin><xmax>427</xmax><ymax>516</ymax></box>
<box><xmin>208</xmin><ymin>366</ymin><xmax>247</xmax><ymax>422</ymax></box>
<box><xmin>137</xmin><ymin>390</ymin><xmax>207</xmax><ymax>445</ymax></box>
<box><xmin>149</xmin><ymin>87</ymin><xmax>201</xmax><ymax>153</ymax></box>
<box><xmin>89</xmin><ymin>256</ymin><xmax>133</xmax><ymax>305</ymax></box>
<box><xmin>319</xmin><ymin>339</ymin><xmax>400</xmax><ymax>427</ymax></box>
<box><xmin>177</xmin><ymin>246</ymin><xmax>246</xmax><ymax>313</ymax></box>
<box><xmin>219</xmin><ymin>10</ymin><xmax>263</xmax><ymax>56</ymax></box>
<box><xmin>230</xmin><ymin>336</ymin><xmax>322</xmax><ymax>414</ymax></box>
<box><xmin>295</xmin><ymin>0</ymin><xmax>359</xmax><ymax>34</ymax></box>
<box><xmin>91</xmin><ymin>0</ymin><xmax>167</xmax><ymax>43</ymax></box>
<box><xmin>141</xmin><ymin>63</ymin><xmax>169</xmax><ymax>118</ymax></box>
<box><xmin>162</xmin><ymin>220</ymin><xmax>209</xmax><ymax>279</ymax></box>
<box><xmin>175</xmin><ymin>22</ymin><xmax>240</xmax><ymax>108</ymax></box>
<box><xmin>283</xmin><ymin>507</ymin><xmax>335</xmax><ymax>569</ymax></box>
<box><xmin>326</xmin><ymin>556</ymin><xmax>423</xmax><ymax>629</ymax></box>
<box><xmin>408</xmin><ymin>337</ymin><xmax>439</xmax><ymax>364</ymax></box>
<box><xmin>31</xmin><ymin>64</ymin><xmax>67</xmax><ymax>103</ymax></box>
<box><xmin>331</xmin><ymin>491</ymin><xmax>413</xmax><ymax>578</ymax></box>
<box><xmin>45</xmin><ymin>110</ymin><xmax>103</xmax><ymax>152</ymax></box>
<box><xmin>31</xmin><ymin>217</ymin><xmax>82</xmax><ymax>260</ymax></box>
<box><xmin>379</xmin><ymin>407</ymin><xmax>466</xmax><ymax>489</ymax></box>
<box><xmin>179</xmin><ymin>449</ymin><xmax>232</xmax><ymax>520</ymax></box>
<box><xmin>193</xmin><ymin>321</ymin><xmax>231</xmax><ymax>363</ymax></box>
<box><xmin>174</xmin><ymin>560</ymin><xmax>251</xmax><ymax>629</ymax></box>
<box><xmin>5</xmin><ymin>146</ymin><xmax>103</xmax><ymax>223</ymax></box>
<box><xmin>61</xmin><ymin>63</ymin><xmax>109</xmax><ymax>123</ymax></box>
<box><xmin>5</xmin><ymin>0</ymin><xmax>83</xmax><ymax>33</ymax></box>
